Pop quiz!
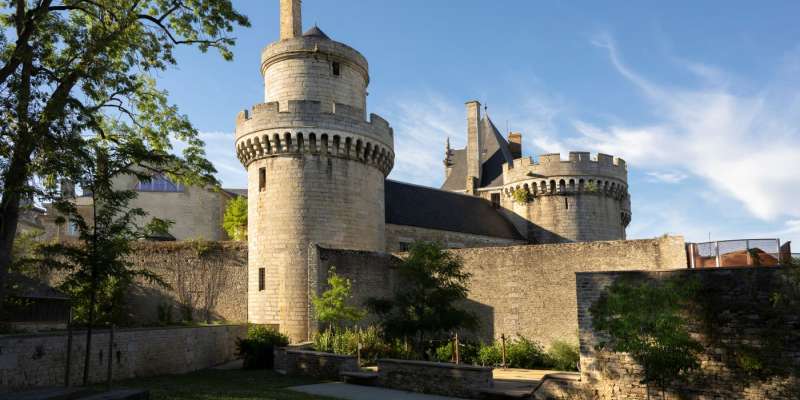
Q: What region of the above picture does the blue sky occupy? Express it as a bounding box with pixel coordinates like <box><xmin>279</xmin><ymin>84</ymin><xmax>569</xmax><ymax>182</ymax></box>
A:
<box><xmin>162</xmin><ymin>1</ymin><xmax>800</xmax><ymax>246</ymax></box>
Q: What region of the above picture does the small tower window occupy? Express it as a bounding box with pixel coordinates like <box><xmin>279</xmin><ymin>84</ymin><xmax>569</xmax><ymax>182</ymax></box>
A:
<box><xmin>565</xmin><ymin>198</ymin><xmax>569</xmax><ymax>210</ymax></box>
<box><xmin>332</xmin><ymin>61</ymin><xmax>341</xmax><ymax>76</ymax></box>
<box><xmin>258</xmin><ymin>268</ymin><xmax>265</xmax><ymax>291</ymax></box>
<box><xmin>259</xmin><ymin>168</ymin><xmax>266</xmax><ymax>191</ymax></box>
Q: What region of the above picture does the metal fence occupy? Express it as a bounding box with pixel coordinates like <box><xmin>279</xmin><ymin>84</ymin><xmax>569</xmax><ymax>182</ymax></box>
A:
<box><xmin>687</xmin><ymin>239</ymin><xmax>787</xmax><ymax>268</ymax></box>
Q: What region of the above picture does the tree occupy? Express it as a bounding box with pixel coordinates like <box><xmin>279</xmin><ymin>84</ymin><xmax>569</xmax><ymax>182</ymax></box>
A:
<box><xmin>222</xmin><ymin>196</ymin><xmax>247</xmax><ymax>241</ymax></box>
<box><xmin>312</xmin><ymin>267</ymin><xmax>365</xmax><ymax>330</ymax></box>
<box><xmin>590</xmin><ymin>276</ymin><xmax>703</xmax><ymax>398</ymax></box>
<box><xmin>0</xmin><ymin>0</ymin><xmax>249</xmax><ymax>313</ymax></box>
<box><xmin>366</xmin><ymin>242</ymin><xmax>476</xmax><ymax>352</ymax></box>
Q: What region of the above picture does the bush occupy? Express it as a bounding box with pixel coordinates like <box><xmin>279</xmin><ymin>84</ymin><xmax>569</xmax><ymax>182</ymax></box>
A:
<box><xmin>236</xmin><ymin>325</ymin><xmax>289</xmax><ymax>369</ymax></box>
<box><xmin>546</xmin><ymin>340</ymin><xmax>580</xmax><ymax>371</ymax></box>
<box><xmin>478</xmin><ymin>335</ymin><xmax>547</xmax><ymax>369</ymax></box>
<box><xmin>312</xmin><ymin>326</ymin><xmax>388</xmax><ymax>364</ymax></box>
<box><xmin>433</xmin><ymin>340</ymin><xmax>481</xmax><ymax>365</ymax></box>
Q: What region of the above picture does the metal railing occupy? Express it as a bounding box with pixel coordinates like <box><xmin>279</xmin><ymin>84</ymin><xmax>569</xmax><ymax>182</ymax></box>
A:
<box><xmin>687</xmin><ymin>239</ymin><xmax>785</xmax><ymax>268</ymax></box>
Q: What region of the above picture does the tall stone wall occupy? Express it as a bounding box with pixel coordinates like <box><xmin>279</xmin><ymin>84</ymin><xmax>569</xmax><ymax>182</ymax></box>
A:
<box><xmin>574</xmin><ymin>268</ymin><xmax>800</xmax><ymax>399</ymax></box>
<box><xmin>0</xmin><ymin>325</ymin><xmax>245</xmax><ymax>392</ymax></box>
<box><xmin>310</xmin><ymin>236</ymin><xmax>687</xmax><ymax>345</ymax></box>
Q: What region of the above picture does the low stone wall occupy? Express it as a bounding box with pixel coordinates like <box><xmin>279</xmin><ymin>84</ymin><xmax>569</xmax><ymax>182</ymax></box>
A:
<box><xmin>376</xmin><ymin>359</ymin><xmax>492</xmax><ymax>398</ymax></box>
<box><xmin>278</xmin><ymin>349</ymin><xmax>358</xmax><ymax>380</ymax></box>
<box><xmin>0</xmin><ymin>325</ymin><xmax>246</xmax><ymax>392</ymax></box>
<box><xmin>575</xmin><ymin>267</ymin><xmax>800</xmax><ymax>399</ymax></box>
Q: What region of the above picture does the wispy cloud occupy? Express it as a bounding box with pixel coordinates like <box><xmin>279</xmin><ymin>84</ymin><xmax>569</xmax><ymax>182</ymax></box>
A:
<box><xmin>646</xmin><ymin>171</ymin><xmax>688</xmax><ymax>184</ymax></box>
<box><xmin>564</xmin><ymin>33</ymin><xmax>800</xmax><ymax>221</ymax></box>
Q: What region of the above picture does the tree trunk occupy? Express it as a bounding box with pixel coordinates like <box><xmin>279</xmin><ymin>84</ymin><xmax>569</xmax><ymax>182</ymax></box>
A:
<box><xmin>0</xmin><ymin>22</ymin><xmax>35</xmax><ymax>314</ymax></box>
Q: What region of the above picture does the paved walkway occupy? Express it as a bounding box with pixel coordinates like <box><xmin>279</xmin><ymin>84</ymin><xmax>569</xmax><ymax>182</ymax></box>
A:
<box><xmin>289</xmin><ymin>383</ymin><xmax>471</xmax><ymax>400</ymax></box>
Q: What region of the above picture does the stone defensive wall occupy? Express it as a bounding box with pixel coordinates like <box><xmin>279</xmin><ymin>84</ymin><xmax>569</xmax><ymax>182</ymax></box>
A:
<box><xmin>502</xmin><ymin>152</ymin><xmax>628</xmax><ymax>199</ymax></box>
<box><xmin>0</xmin><ymin>325</ymin><xmax>245</xmax><ymax>391</ymax></box>
<box><xmin>235</xmin><ymin>100</ymin><xmax>394</xmax><ymax>175</ymax></box>
<box><xmin>571</xmin><ymin>267</ymin><xmax>800</xmax><ymax>399</ymax></box>
<box><xmin>309</xmin><ymin>236</ymin><xmax>687</xmax><ymax>346</ymax></box>
<box><xmin>261</xmin><ymin>36</ymin><xmax>369</xmax><ymax>82</ymax></box>
<box><xmin>47</xmin><ymin>241</ymin><xmax>248</xmax><ymax>326</ymax></box>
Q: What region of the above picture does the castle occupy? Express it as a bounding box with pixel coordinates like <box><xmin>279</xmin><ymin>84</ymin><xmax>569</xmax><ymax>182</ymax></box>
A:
<box><xmin>235</xmin><ymin>0</ymin><xmax>631</xmax><ymax>341</ymax></box>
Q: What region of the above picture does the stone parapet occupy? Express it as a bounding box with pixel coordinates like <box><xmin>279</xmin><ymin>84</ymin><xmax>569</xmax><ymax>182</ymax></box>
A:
<box><xmin>278</xmin><ymin>349</ymin><xmax>359</xmax><ymax>380</ymax></box>
<box><xmin>504</xmin><ymin>152</ymin><xmax>627</xmax><ymax>183</ymax></box>
<box><xmin>376</xmin><ymin>359</ymin><xmax>493</xmax><ymax>398</ymax></box>
<box><xmin>235</xmin><ymin>100</ymin><xmax>394</xmax><ymax>175</ymax></box>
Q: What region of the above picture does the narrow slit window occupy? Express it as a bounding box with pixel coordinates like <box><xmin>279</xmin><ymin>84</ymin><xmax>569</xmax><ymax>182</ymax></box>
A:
<box><xmin>259</xmin><ymin>168</ymin><xmax>266</xmax><ymax>191</ymax></box>
<box><xmin>332</xmin><ymin>62</ymin><xmax>340</xmax><ymax>76</ymax></box>
<box><xmin>565</xmin><ymin>198</ymin><xmax>569</xmax><ymax>210</ymax></box>
<box><xmin>258</xmin><ymin>268</ymin><xmax>265</xmax><ymax>291</ymax></box>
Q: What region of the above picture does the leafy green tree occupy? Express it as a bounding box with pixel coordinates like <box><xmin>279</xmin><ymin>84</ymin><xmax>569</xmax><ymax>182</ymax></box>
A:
<box><xmin>590</xmin><ymin>276</ymin><xmax>703</xmax><ymax>397</ymax></box>
<box><xmin>0</xmin><ymin>0</ymin><xmax>249</xmax><ymax>313</ymax></box>
<box><xmin>312</xmin><ymin>267</ymin><xmax>366</xmax><ymax>330</ymax></box>
<box><xmin>367</xmin><ymin>242</ymin><xmax>477</xmax><ymax>352</ymax></box>
<box><xmin>222</xmin><ymin>196</ymin><xmax>247</xmax><ymax>241</ymax></box>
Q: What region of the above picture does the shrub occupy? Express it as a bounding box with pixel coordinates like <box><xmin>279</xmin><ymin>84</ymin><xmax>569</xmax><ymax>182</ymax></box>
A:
<box><xmin>433</xmin><ymin>340</ymin><xmax>481</xmax><ymax>365</ymax></box>
<box><xmin>312</xmin><ymin>326</ymin><xmax>388</xmax><ymax>364</ymax></box>
<box><xmin>546</xmin><ymin>340</ymin><xmax>580</xmax><ymax>371</ymax></box>
<box><xmin>478</xmin><ymin>335</ymin><xmax>547</xmax><ymax>369</ymax></box>
<box><xmin>236</xmin><ymin>325</ymin><xmax>289</xmax><ymax>369</ymax></box>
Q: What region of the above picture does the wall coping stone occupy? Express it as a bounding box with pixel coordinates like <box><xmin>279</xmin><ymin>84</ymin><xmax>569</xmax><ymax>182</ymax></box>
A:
<box><xmin>378</xmin><ymin>358</ymin><xmax>492</xmax><ymax>372</ymax></box>
<box><xmin>285</xmin><ymin>349</ymin><xmax>357</xmax><ymax>360</ymax></box>
<box><xmin>0</xmin><ymin>324</ymin><xmax>247</xmax><ymax>340</ymax></box>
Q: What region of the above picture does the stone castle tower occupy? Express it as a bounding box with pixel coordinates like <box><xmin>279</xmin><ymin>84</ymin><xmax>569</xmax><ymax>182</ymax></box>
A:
<box><xmin>443</xmin><ymin>101</ymin><xmax>631</xmax><ymax>243</ymax></box>
<box><xmin>235</xmin><ymin>0</ymin><xmax>394</xmax><ymax>341</ymax></box>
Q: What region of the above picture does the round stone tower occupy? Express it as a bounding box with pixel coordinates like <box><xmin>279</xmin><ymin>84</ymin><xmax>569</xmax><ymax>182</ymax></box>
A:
<box><xmin>500</xmin><ymin>152</ymin><xmax>631</xmax><ymax>243</ymax></box>
<box><xmin>235</xmin><ymin>0</ymin><xmax>394</xmax><ymax>342</ymax></box>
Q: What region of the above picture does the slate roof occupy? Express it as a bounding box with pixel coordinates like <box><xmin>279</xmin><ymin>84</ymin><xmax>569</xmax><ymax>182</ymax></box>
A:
<box><xmin>385</xmin><ymin>180</ymin><xmax>524</xmax><ymax>241</ymax></box>
<box><xmin>440</xmin><ymin>115</ymin><xmax>514</xmax><ymax>191</ymax></box>
<box><xmin>303</xmin><ymin>26</ymin><xmax>331</xmax><ymax>39</ymax></box>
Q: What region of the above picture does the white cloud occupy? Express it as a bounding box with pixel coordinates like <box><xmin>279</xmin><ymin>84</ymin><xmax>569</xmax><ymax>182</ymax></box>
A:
<box><xmin>646</xmin><ymin>171</ymin><xmax>688</xmax><ymax>184</ymax></box>
<box><xmin>565</xmin><ymin>33</ymin><xmax>800</xmax><ymax>221</ymax></box>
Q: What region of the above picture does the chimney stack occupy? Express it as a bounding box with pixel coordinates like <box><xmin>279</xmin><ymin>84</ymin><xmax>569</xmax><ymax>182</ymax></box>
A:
<box><xmin>280</xmin><ymin>0</ymin><xmax>302</xmax><ymax>40</ymax></box>
<box><xmin>465</xmin><ymin>101</ymin><xmax>482</xmax><ymax>195</ymax></box>
<box><xmin>508</xmin><ymin>132</ymin><xmax>522</xmax><ymax>159</ymax></box>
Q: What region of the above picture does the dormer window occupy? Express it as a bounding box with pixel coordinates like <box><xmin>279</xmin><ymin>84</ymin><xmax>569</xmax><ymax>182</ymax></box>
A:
<box><xmin>332</xmin><ymin>61</ymin><xmax>340</xmax><ymax>76</ymax></box>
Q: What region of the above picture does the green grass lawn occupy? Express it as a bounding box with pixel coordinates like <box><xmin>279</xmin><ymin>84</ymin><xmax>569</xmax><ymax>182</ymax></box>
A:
<box><xmin>114</xmin><ymin>368</ymin><xmax>338</xmax><ymax>400</ymax></box>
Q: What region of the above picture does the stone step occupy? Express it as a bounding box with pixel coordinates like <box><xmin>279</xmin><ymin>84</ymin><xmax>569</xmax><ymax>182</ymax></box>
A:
<box><xmin>479</xmin><ymin>387</ymin><xmax>533</xmax><ymax>400</ymax></box>
<box><xmin>339</xmin><ymin>371</ymin><xmax>379</xmax><ymax>386</ymax></box>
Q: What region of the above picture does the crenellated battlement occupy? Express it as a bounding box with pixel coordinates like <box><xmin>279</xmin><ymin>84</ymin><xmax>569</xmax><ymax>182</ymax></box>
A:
<box><xmin>503</xmin><ymin>152</ymin><xmax>627</xmax><ymax>184</ymax></box>
<box><xmin>236</xmin><ymin>100</ymin><xmax>393</xmax><ymax>147</ymax></box>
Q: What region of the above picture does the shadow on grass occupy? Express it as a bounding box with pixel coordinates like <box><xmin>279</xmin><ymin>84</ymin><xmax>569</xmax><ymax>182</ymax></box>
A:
<box><xmin>114</xmin><ymin>368</ymin><xmax>338</xmax><ymax>400</ymax></box>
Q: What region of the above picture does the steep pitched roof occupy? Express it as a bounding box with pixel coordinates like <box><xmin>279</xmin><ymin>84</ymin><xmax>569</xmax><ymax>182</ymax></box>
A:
<box><xmin>385</xmin><ymin>180</ymin><xmax>524</xmax><ymax>241</ymax></box>
<box><xmin>303</xmin><ymin>26</ymin><xmax>331</xmax><ymax>39</ymax></box>
<box><xmin>439</xmin><ymin>115</ymin><xmax>514</xmax><ymax>191</ymax></box>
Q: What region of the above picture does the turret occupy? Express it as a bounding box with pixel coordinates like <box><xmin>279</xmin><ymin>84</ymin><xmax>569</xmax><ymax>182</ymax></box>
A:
<box><xmin>236</xmin><ymin>1</ymin><xmax>394</xmax><ymax>342</ymax></box>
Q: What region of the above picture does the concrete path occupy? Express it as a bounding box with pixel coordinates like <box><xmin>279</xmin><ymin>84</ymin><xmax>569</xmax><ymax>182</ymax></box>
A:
<box><xmin>290</xmin><ymin>383</ymin><xmax>471</xmax><ymax>400</ymax></box>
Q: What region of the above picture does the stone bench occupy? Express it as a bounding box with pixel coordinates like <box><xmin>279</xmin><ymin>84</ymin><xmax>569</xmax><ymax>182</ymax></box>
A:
<box><xmin>275</xmin><ymin>348</ymin><xmax>359</xmax><ymax>380</ymax></box>
<box><xmin>340</xmin><ymin>371</ymin><xmax>379</xmax><ymax>386</ymax></box>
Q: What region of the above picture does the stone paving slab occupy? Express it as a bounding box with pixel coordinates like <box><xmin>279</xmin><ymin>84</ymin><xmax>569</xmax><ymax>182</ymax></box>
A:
<box><xmin>290</xmin><ymin>383</ymin><xmax>472</xmax><ymax>400</ymax></box>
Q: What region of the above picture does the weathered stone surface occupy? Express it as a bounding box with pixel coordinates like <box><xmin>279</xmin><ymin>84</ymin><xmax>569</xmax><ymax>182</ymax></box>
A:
<box><xmin>575</xmin><ymin>267</ymin><xmax>800</xmax><ymax>399</ymax></box>
<box><xmin>377</xmin><ymin>359</ymin><xmax>492</xmax><ymax>398</ymax></box>
<box><xmin>279</xmin><ymin>349</ymin><xmax>359</xmax><ymax>380</ymax></box>
<box><xmin>311</xmin><ymin>236</ymin><xmax>687</xmax><ymax>346</ymax></box>
<box><xmin>0</xmin><ymin>325</ymin><xmax>245</xmax><ymax>392</ymax></box>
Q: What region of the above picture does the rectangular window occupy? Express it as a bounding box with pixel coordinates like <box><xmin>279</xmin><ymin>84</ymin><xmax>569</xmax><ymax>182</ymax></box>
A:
<box><xmin>258</xmin><ymin>268</ymin><xmax>265</xmax><ymax>291</ymax></box>
<box><xmin>259</xmin><ymin>168</ymin><xmax>266</xmax><ymax>192</ymax></box>
<box><xmin>491</xmin><ymin>193</ymin><xmax>501</xmax><ymax>209</ymax></box>
<box><xmin>399</xmin><ymin>242</ymin><xmax>412</xmax><ymax>252</ymax></box>
<box><xmin>332</xmin><ymin>62</ymin><xmax>340</xmax><ymax>76</ymax></box>
<box><xmin>136</xmin><ymin>174</ymin><xmax>185</xmax><ymax>193</ymax></box>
